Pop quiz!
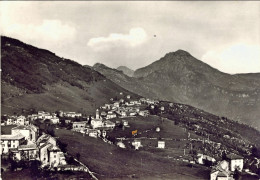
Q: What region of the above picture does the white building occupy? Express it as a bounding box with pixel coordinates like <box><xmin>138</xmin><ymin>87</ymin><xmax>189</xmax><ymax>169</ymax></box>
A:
<box><xmin>139</xmin><ymin>110</ymin><xmax>149</xmax><ymax>117</ymax></box>
<box><xmin>226</xmin><ymin>153</ymin><xmax>244</xmax><ymax>171</ymax></box>
<box><xmin>72</xmin><ymin>121</ymin><xmax>87</xmax><ymax>131</ymax></box>
<box><xmin>37</xmin><ymin>134</ymin><xmax>66</xmax><ymax>167</ymax></box>
<box><xmin>197</xmin><ymin>153</ymin><xmax>216</xmax><ymax>165</ymax></box>
<box><xmin>122</xmin><ymin>120</ymin><xmax>129</xmax><ymax>127</ymax></box>
<box><xmin>6</xmin><ymin>118</ymin><xmax>14</xmax><ymax>125</ymax></box>
<box><xmin>117</xmin><ymin>142</ymin><xmax>126</xmax><ymax>149</ymax></box>
<box><xmin>15</xmin><ymin>143</ymin><xmax>38</xmax><ymax>161</ymax></box>
<box><xmin>106</xmin><ymin>111</ymin><xmax>117</xmax><ymax>119</ymax></box>
<box><xmin>158</xmin><ymin>141</ymin><xmax>165</xmax><ymax>149</ymax></box>
<box><xmin>210</xmin><ymin>160</ymin><xmax>231</xmax><ymax>180</ymax></box>
<box><xmin>11</xmin><ymin>125</ymin><xmax>39</xmax><ymax>142</ymax></box>
<box><xmin>103</xmin><ymin>120</ymin><xmax>115</xmax><ymax>129</ymax></box>
<box><xmin>132</xmin><ymin>139</ymin><xmax>142</xmax><ymax>150</ymax></box>
<box><xmin>50</xmin><ymin>117</ymin><xmax>60</xmax><ymax>124</ymax></box>
<box><xmin>91</xmin><ymin>119</ymin><xmax>103</xmax><ymax>129</ymax></box>
<box><xmin>88</xmin><ymin>129</ymin><xmax>99</xmax><ymax>138</ymax></box>
<box><xmin>0</xmin><ymin>134</ymin><xmax>26</xmax><ymax>154</ymax></box>
<box><xmin>113</xmin><ymin>102</ymin><xmax>120</xmax><ymax>108</ymax></box>
<box><xmin>17</xmin><ymin>116</ymin><xmax>26</xmax><ymax>125</ymax></box>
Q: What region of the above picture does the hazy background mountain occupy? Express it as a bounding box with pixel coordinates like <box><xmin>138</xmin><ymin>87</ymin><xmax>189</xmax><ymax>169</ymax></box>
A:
<box><xmin>1</xmin><ymin>36</ymin><xmax>139</xmax><ymax>115</ymax></box>
<box><xmin>93</xmin><ymin>50</ymin><xmax>260</xmax><ymax>129</ymax></box>
<box><xmin>117</xmin><ymin>66</ymin><xmax>134</xmax><ymax>77</ymax></box>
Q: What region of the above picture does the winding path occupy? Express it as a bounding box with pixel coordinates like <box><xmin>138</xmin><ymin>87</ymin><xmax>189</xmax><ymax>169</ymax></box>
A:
<box><xmin>74</xmin><ymin>158</ymin><xmax>99</xmax><ymax>180</ymax></box>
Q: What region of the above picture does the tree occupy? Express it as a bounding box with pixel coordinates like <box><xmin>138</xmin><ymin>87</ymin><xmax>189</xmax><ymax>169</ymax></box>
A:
<box><xmin>67</xmin><ymin>123</ymin><xmax>72</xmax><ymax>130</ymax></box>
<box><xmin>233</xmin><ymin>168</ymin><xmax>241</xmax><ymax>180</ymax></box>
<box><xmin>57</xmin><ymin>139</ymin><xmax>67</xmax><ymax>153</ymax></box>
<box><xmin>10</xmin><ymin>160</ymin><xmax>17</xmax><ymax>171</ymax></box>
<box><xmin>60</xmin><ymin>119</ymin><xmax>66</xmax><ymax>127</ymax></box>
<box><xmin>68</xmin><ymin>156</ymin><xmax>75</xmax><ymax>165</ymax></box>
<box><xmin>30</xmin><ymin>160</ymin><xmax>41</xmax><ymax>177</ymax></box>
<box><xmin>251</xmin><ymin>146</ymin><xmax>258</xmax><ymax>157</ymax></box>
<box><xmin>222</xmin><ymin>150</ymin><xmax>227</xmax><ymax>160</ymax></box>
<box><xmin>88</xmin><ymin>115</ymin><xmax>92</xmax><ymax>125</ymax></box>
<box><xmin>45</xmin><ymin>123</ymin><xmax>55</xmax><ymax>136</ymax></box>
<box><xmin>76</xmin><ymin>153</ymin><xmax>81</xmax><ymax>161</ymax></box>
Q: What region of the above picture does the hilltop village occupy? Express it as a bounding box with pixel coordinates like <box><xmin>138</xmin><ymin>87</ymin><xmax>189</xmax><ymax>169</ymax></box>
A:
<box><xmin>1</xmin><ymin>93</ymin><xmax>260</xmax><ymax>180</ymax></box>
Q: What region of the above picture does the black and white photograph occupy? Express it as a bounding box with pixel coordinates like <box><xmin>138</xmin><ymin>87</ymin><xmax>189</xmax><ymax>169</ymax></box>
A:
<box><xmin>0</xmin><ymin>1</ymin><xmax>260</xmax><ymax>180</ymax></box>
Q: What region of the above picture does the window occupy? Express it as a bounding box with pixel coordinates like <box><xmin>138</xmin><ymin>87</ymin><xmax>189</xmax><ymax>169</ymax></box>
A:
<box><xmin>13</xmin><ymin>145</ymin><xmax>15</xmax><ymax>148</ymax></box>
<box><xmin>54</xmin><ymin>155</ymin><xmax>56</xmax><ymax>158</ymax></box>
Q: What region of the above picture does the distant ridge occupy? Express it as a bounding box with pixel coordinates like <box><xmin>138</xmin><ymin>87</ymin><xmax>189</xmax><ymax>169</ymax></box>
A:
<box><xmin>117</xmin><ymin>66</ymin><xmax>134</xmax><ymax>77</ymax></box>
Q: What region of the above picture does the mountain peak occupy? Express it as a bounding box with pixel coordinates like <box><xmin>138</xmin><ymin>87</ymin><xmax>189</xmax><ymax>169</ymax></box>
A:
<box><xmin>166</xmin><ymin>49</ymin><xmax>191</xmax><ymax>57</ymax></box>
<box><xmin>174</xmin><ymin>49</ymin><xmax>191</xmax><ymax>56</ymax></box>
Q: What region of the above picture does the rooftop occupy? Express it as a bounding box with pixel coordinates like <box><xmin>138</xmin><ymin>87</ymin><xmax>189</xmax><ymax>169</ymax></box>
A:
<box><xmin>73</xmin><ymin>121</ymin><xmax>87</xmax><ymax>124</ymax></box>
<box><xmin>1</xmin><ymin>133</ymin><xmax>25</xmax><ymax>140</ymax></box>
<box><xmin>18</xmin><ymin>143</ymin><xmax>38</xmax><ymax>150</ymax></box>
<box><xmin>226</xmin><ymin>153</ymin><xmax>243</xmax><ymax>160</ymax></box>
<box><xmin>47</xmin><ymin>144</ymin><xmax>61</xmax><ymax>152</ymax></box>
<box><xmin>12</xmin><ymin>125</ymin><xmax>31</xmax><ymax>130</ymax></box>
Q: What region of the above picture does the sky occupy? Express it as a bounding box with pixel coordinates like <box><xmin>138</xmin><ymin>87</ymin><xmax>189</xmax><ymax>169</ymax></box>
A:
<box><xmin>1</xmin><ymin>1</ymin><xmax>260</xmax><ymax>74</ymax></box>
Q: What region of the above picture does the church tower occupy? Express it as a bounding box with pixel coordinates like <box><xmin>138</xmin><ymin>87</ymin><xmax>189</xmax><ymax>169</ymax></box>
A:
<box><xmin>96</xmin><ymin>109</ymin><xmax>100</xmax><ymax>119</ymax></box>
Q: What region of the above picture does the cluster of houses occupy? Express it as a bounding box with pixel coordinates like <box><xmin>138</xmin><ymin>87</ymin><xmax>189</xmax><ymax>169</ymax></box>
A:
<box><xmin>2</xmin><ymin>112</ymin><xmax>60</xmax><ymax>126</ymax></box>
<box><xmin>70</xmin><ymin>96</ymin><xmax>157</xmax><ymax>139</ymax></box>
<box><xmin>58</xmin><ymin>111</ymin><xmax>82</xmax><ymax>118</ymax></box>
<box><xmin>210</xmin><ymin>153</ymin><xmax>244</xmax><ymax>180</ymax></box>
<box><xmin>1</xmin><ymin>93</ymin><xmax>252</xmax><ymax>179</ymax></box>
<box><xmin>1</xmin><ymin>110</ymin><xmax>86</xmax><ymax>127</ymax></box>
<box><xmin>4</xmin><ymin>115</ymin><xmax>30</xmax><ymax>126</ymax></box>
<box><xmin>72</xmin><ymin>109</ymin><xmax>116</xmax><ymax>138</ymax></box>
<box><xmin>1</xmin><ymin>124</ymin><xmax>66</xmax><ymax>168</ymax></box>
<box><xmin>99</xmin><ymin>97</ymin><xmax>152</xmax><ymax>119</ymax></box>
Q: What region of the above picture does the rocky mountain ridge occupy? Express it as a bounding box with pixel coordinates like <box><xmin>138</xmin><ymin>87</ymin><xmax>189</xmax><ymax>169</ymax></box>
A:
<box><xmin>93</xmin><ymin>50</ymin><xmax>260</xmax><ymax>129</ymax></box>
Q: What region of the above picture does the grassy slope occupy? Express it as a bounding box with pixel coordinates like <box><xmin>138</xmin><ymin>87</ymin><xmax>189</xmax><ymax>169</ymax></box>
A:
<box><xmin>2</xmin><ymin>80</ymin><xmax>138</xmax><ymax>115</ymax></box>
<box><xmin>55</xmin><ymin>116</ymin><xmax>210</xmax><ymax>180</ymax></box>
<box><xmin>1</xmin><ymin>36</ymin><xmax>140</xmax><ymax>115</ymax></box>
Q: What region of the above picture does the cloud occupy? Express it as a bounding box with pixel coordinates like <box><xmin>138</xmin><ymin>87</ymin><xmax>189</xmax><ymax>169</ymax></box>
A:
<box><xmin>87</xmin><ymin>27</ymin><xmax>147</xmax><ymax>51</ymax></box>
<box><xmin>202</xmin><ymin>44</ymin><xmax>260</xmax><ymax>74</ymax></box>
<box><xmin>1</xmin><ymin>19</ymin><xmax>76</xmax><ymax>43</ymax></box>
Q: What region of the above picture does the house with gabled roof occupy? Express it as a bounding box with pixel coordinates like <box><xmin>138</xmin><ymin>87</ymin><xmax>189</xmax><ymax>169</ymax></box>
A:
<box><xmin>88</xmin><ymin>129</ymin><xmax>100</xmax><ymax>138</ymax></box>
<box><xmin>91</xmin><ymin>119</ymin><xmax>103</xmax><ymax>129</ymax></box>
<box><xmin>6</xmin><ymin>118</ymin><xmax>14</xmax><ymax>125</ymax></box>
<box><xmin>103</xmin><ymin>120</ymin><xmax>115</xmax><ymax>129</ymax></box>
<box><xmin>72</xmin><ymin>121</ymin><xmax>88</xmax><ymax>131</ymax></box>
<box><xmin>106</xmin><ymin>111</ymin><xmax>117</xmax><ymax>119</ymax></box>
<box><xmin>0</xmin><ymin>133</ymin><xmax>26</xmax><ymax>154</ymax></box>
<box><xmin>11</xmin><ymin>125</ymin><xmax>39</xmax><ymax>142</ymax></box>
<box><xmin>226</xmin><ymin>153</ymin><xmax>244</xmax><ymax>171</ymax></box>
<box><xmin>37</xmin><ymin>134</ymin><xmax>66</xmax><ymax>167</ymax></box>
<box><xmin>17</xmin><ymin>115</ymin><xmax>26</xmax><ymax>125</ymax></box>
<box><xmin>14</xmin><ymin>143</ymin><xmax>39</xmax><ymax>161</ymax></box>
<box><xmin>210</xmin><ymin>160</ymin><xmax>233</xmax><ymax>180</ymax></box>
<box><xmin>132</xmin><ymin>139</ymin><xmax>142</xmax><ymax>150</ymax></box>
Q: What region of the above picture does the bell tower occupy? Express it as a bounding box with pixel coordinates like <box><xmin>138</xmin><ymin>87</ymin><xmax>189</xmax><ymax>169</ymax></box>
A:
<box><xmin>96</xmin><ymin>109</ymin><xmax>100</xmax><ymax>119</ymax></box>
